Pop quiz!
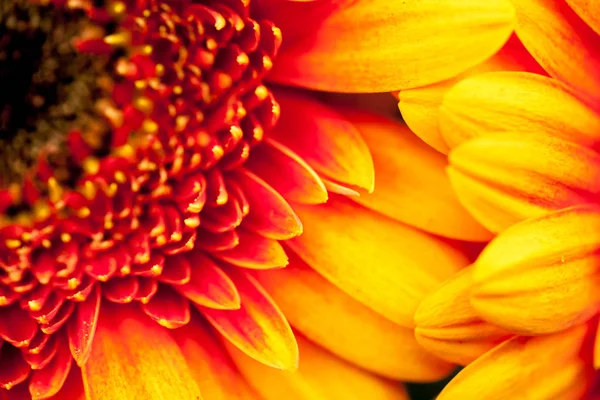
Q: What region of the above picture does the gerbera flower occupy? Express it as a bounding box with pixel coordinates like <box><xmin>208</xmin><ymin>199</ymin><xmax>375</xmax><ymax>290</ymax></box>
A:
<box><xmin>0</xmin><ymin>0</ymin><xmax>518</xmax><ymax>399</ymax></box>
<box><xmin>404</xmin><ymin>0</ymin><xmax>600</xmax><ymax>398</ymax></box>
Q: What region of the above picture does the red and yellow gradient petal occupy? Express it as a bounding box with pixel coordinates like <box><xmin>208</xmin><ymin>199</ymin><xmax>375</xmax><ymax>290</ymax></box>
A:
<box><xmin>288</xmin><ymin>198</ymin><xmax>469</xmax><ymax>327</ymax></box>
<box><xmin>339</xmin><ymin>107</ymin><xmax>491</xmax><ymax>241</ymax></box>
<box><xmin>253</xmin><ymin>254</ymin><xmax>454</xmax><ymax>381</ymax></box>
<box><xmin>268</xmin><ymin>0</ymin><xmax>516</xmax><ymax>92</ymax></box>
<box><xmin>227</xmin><ymin>335</ymin><xmax>410</xmax><ymax>400</ymax></box>
<box><xmin>81</xmin><ymin>305</ymin><xmax>203</xmax><ymax>400</ymax></box>
<box><xmin>471</xmin><ymin>205</ymin><xmax>600</xmax><ymax>335</ymax></box>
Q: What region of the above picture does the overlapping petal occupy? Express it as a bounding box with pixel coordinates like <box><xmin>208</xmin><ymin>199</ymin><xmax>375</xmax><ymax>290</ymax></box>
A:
<box><xmin>439</xmin><ymin>71</ymin><xmax>600</xmax><ymax>149</ymax></box>
<box><xmin>470</xmin><ymin>205</ymin><xmax>600</xmax><ymax>335</ymax></box>
<box><xmin>288</xmin><ymin>198</ymin><xmax>469</xmax><ymax>327</ymax></box>
<box><xmin>415</xmin><ymin>267</ymin><xmax>513</xmax><ymax>365</ymax></box>
<box><xmin>448</xmin><ymin>132</ymin><xmax>600</xmax><ymax>233</ymax></box>
<box><xmin>253</xmin><ymin>255</ymin><xmax>454</xmax><ymax>381</ymax></box>
<box><xmin>269</xmin><ymin>0</ymin><xmax>516</xmax><ymax>92</ymax></box>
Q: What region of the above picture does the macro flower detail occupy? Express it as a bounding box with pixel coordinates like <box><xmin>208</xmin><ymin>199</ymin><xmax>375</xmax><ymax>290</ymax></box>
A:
<box><xmin>0</xmin><ymin>0</ymin><xmax>511</xmax><ymax>398</ymax></box>
<box><xmin>402</xmin><ymin>0</ymin><xmax>600</xmax><ymax>398</ymax></box>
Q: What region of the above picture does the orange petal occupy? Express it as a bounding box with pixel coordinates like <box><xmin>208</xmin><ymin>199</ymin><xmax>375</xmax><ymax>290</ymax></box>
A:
<box><xmin>269</xmin><ymin>88</ymin><xmax>374</xmax><ymax>191</ymax></box>
<box><xmin>437</xmin><ymin>323</ymin><xmax>594</xmax><ymax>400</ymax></box>
<box><xmin>227</xmin><ymin>335</ymin><xmax>411</xmax><ymax>400</ymax></box>
<box><xmin>511</xmin><ymin>0</ymin><xmax>600</xmax><ymax>106</ymax></box>
<box><xmin>340</xmin><ymin>108</ymin><xmax>491</xmax><ymax>241</ymax></box>
<box><xmin>448</xmin><ymin>132</ymin><xmax>600</xmax><ymax>233</ymax></box>
<box><xmin>67</xmin><ymin>285</ymin><xmax>101</xmax><ymax>366</ymax></box>
<box><xmin>246</xmin><ymin>139</ymin><xmax>327</xmax><ymax>204</ymax></box>
<box><xmin>81</xmin><ymin>304</ymin><xmax>203</xmax><ymax>399</ymax></box>
<box><xmin>415</xmin><ymin>267</ymin><xmax>513</xmax><ymax>365</ymax></box>
<box><xmin>566</xmin><ymin>0</ymin><xmax>600</xmax><ymax>34</ymax></box>
<box><xmin>470</xmin><ymin>205</ymin><xmax>600</xmax><ymax>335</ymax></box>
<box><xmin>288</xmin><ymin>198</ymin><xmax>469</xmax><ymax>327</ymax></box>
<box><xmin>399</xmin><ymin>35</ymin><xmax>544</xmax><ymax>154</ymax></box>
<box><xmin>253</xmin><ymin>255</ymin><xmax>454</xmax><ymax>381</ymax></box>
<box><xmin>439</xmin><ymin>71</ymin><xmax>600</xmax><ymax>149</ymax></box>
<box><xmin>213</xmin><ymin>230</ymin><xmax>288</xmax><ymax>269</ymax></box>
<box><xmin>269</xmin><ymin>0</ymin><xmax>515</xmax><ymax>92</ymax></box>
<box><xmin>200</xmin><ymin>268</ymin><xmax>298</xmax><ymax>371</ymax></box>
<box><xmin>176</xmin><ymin>252</ymin><xmax>241</xmax><ymax>310</ymax></box>
<box><xmin>230</xmin><ymin>169</ymin><xmax>302</xmax><ymax>240</ymax></box>
<box><xmin>171</xmin><ymin>318</ymin><xmax>261</xmax><ymax>400</ymax></box>
<box><xmin>29</xmin><ymin>337</ymin><xmax>73</xmax><ymax>400</ymax></box>
<box><xmin>595</xmin><ymin>321</ymin><xmax>600</xmax><ymax>370</ymax></box>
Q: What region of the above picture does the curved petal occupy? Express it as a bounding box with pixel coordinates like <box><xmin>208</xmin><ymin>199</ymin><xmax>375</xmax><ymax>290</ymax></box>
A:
<box><xmin>227</xmin><ymin>335</ymin><xmax>411</xmax><ymax>400</ymax></box>
<box><xmin>448</xmin><ymin>132</ymin><xmax>600</xmax><ymax>233</ymax></box>
<box><xmin>81</xmin><ymin>304</ymin><xmax>203</xmax><ymax>400</ymax></box>
<box><xmin>511</xmin><ymin>0</ymin><xmax>600</xmax><ymax>106</ymax></box>
<box><xmin>171</xmin><ymin>319</ymin><xmax>261</xmax><ymax>400</ymax></box>
<box><xmin>246</xmin><ymin>139</ymin><xmax>327</xmax><ymax>204</ymax></box>
<box><xmin>565</xmin><ymin>0</ymin><xmax>600</xmax><ymax>34</ymax></box>
<box><xmin>270</xmin><ymin>0</ymin><xmax>515</xmax><ymax>92</ymax></box>
<box><xmin>439</xmin><ymin>71</ymin><xmax>600</xmax><ymax>149</ymax></box>
<box><xmin>288</xmin><ymin>197</ymin><xmax>469</xmax><ymax>327</ymax></box>
<box><xmin>67</xmin><ymin>285</ymin><xmax>101</xmax><ymax>366</ymax></box>
<box><xmin>253</xmin><ymin>255</ymin><xmax>454</xmax><ymax>381</ymax></box>
<box><xmin>230</xmin><ymin>169</ymin><xmax>302</xmax><ymax>240</ymax></box>
<box><xmin>213</xmin><ymin>230</ymin><xmax>288</xmax><ymax>269</ymax></box>
<box><xmin>270</xmin><ymin>88</ymin><xmax>374</xmax><ymax>191</ymax></box>
<box><xmin>340</xmin><ymin>108</ymin><xmax>491</xmax><ymax>241</ymax></box>
<box><xmin>200</xmin><ymin>269</ymin><xmax>299</xmax><ymax>371</ymax></box>
<box><xmin>415</xmin><ymin>267</ymin><xmax>513</xmax><ymax>365</ymax></box>
<box><xmin>471</xmin><ymin>205</ymin><xmax>600</xmax><ymax>335</ymax></box>
<box><xmin>399</xmin><ymin>35</ymin><xmax>544</xmax><ymax>154</ymax></box>
<box><xmin>437</xmin><ymin>324</ymin><xmax>594</xmax><ymax>400</ymax></box>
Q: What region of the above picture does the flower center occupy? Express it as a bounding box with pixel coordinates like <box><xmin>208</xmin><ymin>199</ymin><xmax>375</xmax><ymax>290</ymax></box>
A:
<box><xmin>0</xmin><ymin>0</ymin><xmax>110</xmax><ymax>188</ymax></box>
<box><xmin>0</xmin><ymin>0</ymin><xmax>284</xmax><ymax>395</ymax></box>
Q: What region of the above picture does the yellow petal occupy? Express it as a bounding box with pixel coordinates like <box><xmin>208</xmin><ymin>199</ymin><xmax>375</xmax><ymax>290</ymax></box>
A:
<box><xmin>200</xmin><ymin>268</ymin><xmax>299</xmax><ymax>371</ymax></box>
<box><xmin>288</xmin><ymin>198</ymin><xmax>469</xmax><ymax>327</ymax></box>
<box><xmin>270</xmin><ymin>0</ymin><xmax>515</xmax><ymax>92</ymax></box>
<box><xmin>566</xmin><ymin>0</ymin><xmax>600</xmax><ymax>35</ymax></box>
<box><xmin>340</xmin><ymin>108</ymin><xmax>491</xmax><ymax>241</ymax></box>
<box><xmin>437</xmin><ymin>323</ymin><xmax>593</xmax><ymax>400</ymax></box>
<box><xmin>228</xmin><ymin>335</ymin><xmax>410</xmax><ymax>400</ymax></box>
<box><xmin>253</xmin><ymin>255</ymin><xmax>454</xmax><ymax>382</ymax></box>
<box><xmin>448</xmin><ymin>132</ymin><xmax>600</xmax><ymax>233</ymax></box>
<box><xmin>511</xmin><ymin>0</ymin><xmax>600</xmax><ymax>105</ymax></box>
<box><xmin>399</xmin><ymin>35</ymin><xmax>544</xmax><ymax>154</ymax></box>
<box><xmin>440</xmin><ymin>71</ymin><xmax>600</xmax><ymax>149</ymax></box>
<box><xmin>471</xmin><ymin>205</ymin><xmax>600</xmax><ymax>335</ymax></box>
<box><xmin>270</xmin><ymin>88</ymin><xmax>374</xmax><ymax>191</ymax></box>
<box><xmin>81</xmin><ymin>304</ymin><xmax>203</xmax><ymax>400</ymax></box>
<box><xmin>171</xmin><ymin>319</ymin><xmax>261</xmax><ymax>400</ymax></box>
<box><xmin>415</xmin><ymin>267</ymin><xmax>513</xmax><ymax>365</ymax></box>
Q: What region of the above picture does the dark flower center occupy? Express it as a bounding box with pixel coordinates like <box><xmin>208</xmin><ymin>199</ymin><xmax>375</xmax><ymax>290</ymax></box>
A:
<box><xmin>0</xmin><ymin>0</ymin><xmax>112</xmax><ymax>188</ymax></box>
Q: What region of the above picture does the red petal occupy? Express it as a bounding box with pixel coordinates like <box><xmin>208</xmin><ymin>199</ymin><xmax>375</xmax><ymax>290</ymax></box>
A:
<box><xmin>41</xmin><ymin>302</ymin><xmax>75</xmax><ymax>335</ymax></box>
<box><xmin>29</xmin><ymin>337</ymin><xmax>73</xmax><ymax>400</ymax></box>
<box><xmin>246</xmin><ymin>139</ymin><xmax>328</xmax><ymax>204</ymax></box>
<box><xmin>0</xmin><ymin>345</ymin><xmax>30</xmax><ymax>390</ymax></box>
<box><xmin>23</xmin><ymin>335</ymin><xmax>58</xmax><ymax>370</ymax></box>
<box><xmin>201</xmin><ymin>268</ymin><xmax>298</xmax><ymax>370</ymax></box>
<box><xmin>176</xmin><ymin>252</ymin><xmax>241</xmax><ymax>310</ymax></box>
<box><xmin>134</xmin><ymin>277</ymin><xmax>158</xmax><ymax>304</ymax></box>
<box><xmin>68</xmin><ymin>285</ymin><xmax>101</xmax><ymax>366</ymax></box>
<box><xmin>231</xmin><ymin>169</ymin><xmax>302</xmax><ymax>240</ymax></box>
<box><xmin>213</xmin><ymin>230</ymin><xmax>288</xmax><ymax>269</ymax></box>
<box><xmin>141</xmin><ymin>285</ymin><xmax>191</xmax><ymax>329</ymax></box>
<box><xmin>0</xmin><ymin>306</ymin><xmax>38</xmax><ymax>347</ymax></box>
<box><xmin>159</xmin><ymin>254</ymin><xmax>192</xmax><ymax>285</ymax></box>
<box><xmin>103</xmin><ymin>276</ymin><xmax>139</xmax><ymax>304</ymax></box>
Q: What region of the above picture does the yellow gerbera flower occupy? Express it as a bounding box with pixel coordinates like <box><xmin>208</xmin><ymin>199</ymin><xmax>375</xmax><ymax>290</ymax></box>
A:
<box><xmin>0</xmin><ymin>0</ymin><xmax>520</xmax><ymax>399</ymax></box>
<box><xmin>407</xmin><ymin>0</ymin><xmax>600</xmax><ymax>398</ymax></box>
